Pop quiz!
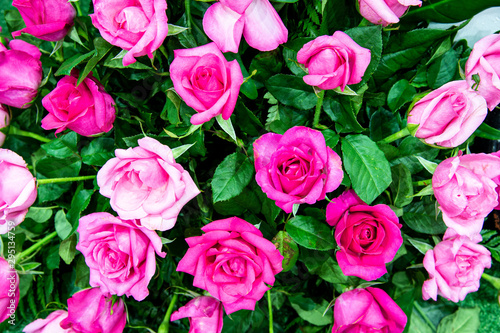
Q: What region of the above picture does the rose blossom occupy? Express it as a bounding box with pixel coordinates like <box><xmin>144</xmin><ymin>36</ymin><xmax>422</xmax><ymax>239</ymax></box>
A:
<box><xmin>0</xmin><ymin>39</ymin><xmax>42</xmax><ymax>109</ymax></box>
<box><xmin>0</xmin><ymin>105</ymin><xmax>9</xmax><ymax>147</ymax></box>
<box><xmin>60</xmin><ymin>288</ymin><xmax>126</xmax><ymax>333</ymax></box>
<box><xmin>0</xmin><ymin>257</ymin><xmax>19</xmax><ymax>323</ymax></box>
<box><xmin>0</xmin><ymin>149</ymin><xmax>37</xmax><ymax>234</ymax></box>
<box><xmin>176</xmin><ymin>217</ymin><xmax>283</xmax><ymax>314</ymax></box>
<box><xmin>97</xmin><ymin>137</ymin><xmax>200</xmax><ymax>231</ymax></box>
<box><xmin>41</xmin><ymin>70</ymin><xmax>116</xmax><ymax>137</ymax></box>
<box><xmin>91</xmin><ymin>0</ymin><xmax>168</xmax><ymax>66</ymax></box>
<box><xmin>432</xmin><ymin>152</ymin><xmax>500</xmax><ymax>238</ymax></box>
<box><xmin>297</xmin><ymin>31</ymin><xmax>371</xmax><ymax>91</ymax></box>
<box><xmin>422</xmin><ymin>228</ymin><xmax>491</xmax><ymax>302</ymax></box>
<box><xmin>326</xmin><ymin>189</ymin><xmax>403</xmax><ymax>281</ymax></box>
<box><xmin>12</xmin><ymin>0</ymin><xmax>76</xmax><ymax>42</ymax></box>
<box><xmin>77</xmin><ymin>212</ymin><xmax>166</xmax><ymax>301</ymax></box>
<box><xmin>358</xmin><ymin>0</ymin><xmax>422</xmax><ymax>26</ymax></box>
<box><xmin>333</xmin><ymin>287</ymin><xmax>407</xmax><ymax>333</ymax></box>
<box><xmin>203</xmin><ymin>0</ymin><xmax>288</xmax><ymax>53</ymax></box>
<box><xmin>407</xmin><ymin>80</ymin><xmax>487</xmax><ymax>148</ymax></box>
<box><xmin>170</xmin><ymin>296</ymin><xmax>223</xmax><ymax>333</ymax></box>
<box><xmin>253</xmin><ymin>126</ymin><xmax>343</xmax><ymax>213</ymax></box>
<box><xmin>492</xmin><ymin>150</ymin><xmax>500</xmax><ymax>210</ymax></box>
<box><xmin>170</xmin><ymin>43</ymin><xmax>243</xmax><ymax>125</ymax></box>
<box><xmin>23</xmin><ymin>310</ymin><xmax>70</xmax><ymax>333</ymax></box>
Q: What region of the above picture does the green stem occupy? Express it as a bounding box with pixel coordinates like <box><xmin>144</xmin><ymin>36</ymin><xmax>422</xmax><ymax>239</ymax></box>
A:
<box><xmin>482</xmin><ymin>273</ymin><xmax>500</xmax><ymax>289</ymax></box>
<box><xmin>412</xmin><ymin>179</ymin><xmax>432</xmax><ymax>187</ymax></box>
<box><xmin>313</xmin><ymin>90</ymin><xmax>325</xmax><ymax>129</ymax></box>
<box><xmin>158</xmin><ymin>293</ymin><xmax>178</xmax><ymax>333</ymax></box>
<box><xmin>17</xmin><ymin>231</ymin><xmax>58</xmax><ymax>260</ymax></box>
<box><xmin>378</xmin><ymin>127</ymin><xmax>410</xmax><ymax>144</ymax></box>
<box><xmin>414</xmin><ymin>302</ymin><xmax>437</xmax><ymax>331</ymax></box>
<box><xmin>8</xmin><ymin>126</ymin><xmax>51</xmax><ymax>143</ymax></box>
<box><xmin>184</xmin><ymin>0</ymin><xmax>191</xmax><ymax>28</ymax></box>
<box><xmin>37</xmin><ymin>175</ymin><xmax>96</xmax><ymax>185</ymax></box>
<box><xmin>267</xmin><ymin>290</ymin><xmax>274</xmax><ymax>333</ymax></box>
<box><xmin>73</xmin><ymin>0</ymin><xmax>83</xmax><ymax>16</ymax></box>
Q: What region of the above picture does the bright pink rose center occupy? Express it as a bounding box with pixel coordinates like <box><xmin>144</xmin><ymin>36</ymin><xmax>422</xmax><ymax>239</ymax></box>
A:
<box><xmin>116</xmin><ymin>6</ymin><xmax>149</xmax><ymax>33</ymax></box>
<box><xmin>193</xmin><ymin>66</ymin><xmax>224</xmax><ymax>92</ymax></box>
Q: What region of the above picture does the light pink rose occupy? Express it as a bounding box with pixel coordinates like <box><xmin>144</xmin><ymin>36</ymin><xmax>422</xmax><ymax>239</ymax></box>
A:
<box><xmin>0</xmin><ymin>105</ymin><xmax>9</xmax><ymax>146</ymax></box>
<box><xmin>77</xmin><ymin>212</ymin><xmax>166</xmax><ymax>301</ymax></box>
<box><xmin>12</xmin><ymin>0</ymin><xmax>76</xmax><ymax>42</ymax></box>
<box><xmin>466</xmin><ymin>34</ymin><xmax>500</xmax><ymax>110</ymax></box>
<box><xmin>0</xmin><ymin>149</ymin><xmax>37</xmax><ymax>234</ymax></box>
<box><xmin>0</xmin><ymin>39</ymin><xmax>42</xmax><ymax>109</ymax></box>
<box><xmin>41</xmin><ymin>70</ymin><xmax>116</xmax><ymax>137</ymax></box>
<box><xmin>176</xmin><ymin>217</ymin><xmax>283</xmax><ymax>314</ymax></box>
<box><xmin>297</xmin><ymin>31</ymin><xmax>371</xmax><ymax>91</ymax></box>
<box><xmin>407</xmin><ymin>81</ymin><xmax>487</xmax><ymax>148</ymax></box>
<box><xmin>170</xmin><ymin>296</ymin><xmax>223</xmax><ymax>333</ymax></box>
<box><xmin>253</xmin><ymin>126</ymin><xmax>343</xmax><ymax>213</ymax></box>
<box><xmin>492</xmin><ymin>150</ymin><xmax>500</xmax><ymax>210</ymax></box>
<box><xmin>170</xmin><ymin>43</ymin><xmax>243</xmax><ymax>125</ymax></box>
<box><xmin>326</xmin><ymin>189</ymin><xmax>403</xmax><ymax>281</ymax></box>
<box><xmin>358</xmin><ymin>0</ymin><xmax>421</xmax><ymax>26</ymax></box>
<box><xmin>432</xmin><ymin>152</ymin><xmax>500</xmax><ymax>238</ymax></box>
<box><xmin>422</xmin><ymin>228</ymin><xmax>491</xmax><ymax>302</ymax></box>
<box><xmin>97</xmin><ymin>137</ymin><xmax>200</xmax><ymax>231</ymax></box>
<box><xmin>23</xmin><ymin>310</ymin><xmax>70</xmax><ymax>333</ymax></box>
<box><xmin>333</xmin><ymin>287</ymin><xmax>407</xmax><ymax>333</ymax></box>
<box><xmin>203</xmin><ymin>0</ymin><xmax>288</xmax><ymax>53</ymax></box>
<box><xmin>0</xmin><ymin>257</ymin><xmax>19</xmax><ymax>324</ymax></box>
<box><xmin>90</xmin><ymin>0</ymin><xmax>168</xmax><ymax>66</ymax></box>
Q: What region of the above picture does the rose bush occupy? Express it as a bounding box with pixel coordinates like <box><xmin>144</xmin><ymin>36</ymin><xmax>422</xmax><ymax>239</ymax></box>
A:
<box><xmin>0</xmin><ymin>257</ymin><xmax>18</xmax><ymax>324</ymax></box>
<box><xmin>23</xmin><ymin>310</ymin><xmax>69</xmax><ymax>333</ymax></box>
<box><xmin>176</xmin><ymin>217</ymin><xmax>283</xmax><ymax>314</ymax></box>
<box><xmin>0</xmin><ymin>105</ymin><xmax>9</xmax><ymax>146</ymax></box>
<box><xmin>170</xmin><ymin>296</ymin><xmax>223</xmax><ymax>333</ymax></box>
<box><xmin>358</xmin><ymin>0</ymin><xmax>422</xmax><ymax>26</ymax></box>
<box><xmin>170</xmin><ymin>42</ymin><xmax>243</xmax><ymax>125</ymax></box>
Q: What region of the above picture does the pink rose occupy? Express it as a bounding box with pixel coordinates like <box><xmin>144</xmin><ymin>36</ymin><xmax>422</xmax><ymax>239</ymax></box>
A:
<box><xmin>77</xmin><ymin>212</ymin><xmax>166</xmax><ymax>301</ymax></box>
<box><xmin>176</xmin><ymin>217</ymin><xmax>283</xmax><ymax>314</ymax></box>
<box><xmin>253</xmin><ymin>126</ymin><xmax>343</xmax><ymax>213</ymax></box>
<box><xmin>0</xmin><ymin>105</ymin><xmax>9</xmax><ymax>146</ymax></box>
<box><xmin>203</xmin><ymin>0</ymin><xmax>288</xmax><ymax>53</ymax></box>
<box><xmin>91</xmin><ymin>0</ymin><xmax>168</xmax><ymax>66</ymax></box>
<box><xmin>492</xmin><ymin>150</ymin><xmax>500</xmax><ymax>209</ymax></box>
<box><xmin>12</xmin><ymin>0</ymin><xmax>76</xmax><ymax>42</ymax></box>
<box><xmin>333</xmin><ymin>287</ymin><xmax>407</xmax><ymax>333</ymax></box>
<box><xmin>170</xmin><ymin>296</ymin><xmax>223</xmax><ymax>333</ymax></box>
<box><xmin>0</xmin><ymin>149</ymin><xmax>37</xmax><ymax>234</ymax></box>
<box><xmin>0</xmin><ymin>257</ymin><xmax>19</xmax><ymax>323</ymax></box>
<box><xmin>23</xmin><ymin>310</ymin><xmax>70</xmax><ymax>333</ymax></box>
<box><xmin>41</xmin><ymin>70</ymin><xmax>116</xmax><ymax>137</ymax></box>
<box><xmin>432</xmin><ymin>152</ymin><xmax>500</xmax><ymax>238</ymax></box>
<box><xmin>358</xmin><ymin>0</ymin><xmax>422</xmax><ymax>26</ymax></box>
<box><xmin>97</xmin><ymin>137</ymin><xmax>200</xmax><ymax>231</ymax></box>
<box><xmin>466</xmin><ymin>34</ymin><xmax>500</xmax><ymax>110</ymax></box>
<box><xmin>0</xmin><ymin>39</ymin><xmax>42</xmax><ymax>109</ymax></box>
<box><xmin>297</xmin><ymin>31</ymin><xmax>371</xmax><ymax>91</ymax></box>
<box><xmin>326</xmin><ymin>189</ymin><xmax>403</xmax><ymax>281</ymax></box>
<box><xmin>170</xmin><ymin>43</ymin><xmax>243</xmax><ymax>125</ymax></box>
<box><xmin>60</xmin><ymin>288</ymin><xmax>126</xmax><ymax>333</ymax></box>
<box><xmin>422</xmin><ymin>228</ymin><xmax>491</xmax><ymax>302</ymax></box>
<box><xmin>407</xmin><ymin>80</ymin><xmax>487</xmax><ymax>148</ymax></box>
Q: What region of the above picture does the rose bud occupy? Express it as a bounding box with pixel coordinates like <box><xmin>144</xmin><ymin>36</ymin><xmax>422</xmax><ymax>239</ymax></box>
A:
<box><xmin>358</xmin><ymin>0</ymin><xmax>422</xmax><ymax>26</ymax></box>
<box><xmin>23</xmin><ymin>310</ymin><xmax>70</xmax><ymax>333</ymax></box>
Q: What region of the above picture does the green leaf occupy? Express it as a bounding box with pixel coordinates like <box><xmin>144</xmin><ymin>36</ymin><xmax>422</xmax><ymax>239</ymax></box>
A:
<box><xmin>387</xmin><ymin>80</ymin><xmax>417</xmax><ymax>112</ymax></box>
<box><xmin>78</xmin><ymin>37</ymin><xmax>113</xmax><ymax>85</ymax></box>
<box><xmin>341</xmin><ymin>134</ymin><xmax>392</xmax><ymax>204</ymax></box>
<box><xmin>404</xmin><ymin>0</ymin><xmax>500</xmax><ymax>23</ymax></box>
<box><xmin>212</xmin><ymin>152</ymin><xmax>254</xmax><ymax>203</ymax></box>
<box><xmin>81</xmin><ymin>137</ymin><xmax>115</xmax><ymax>167</ymax></box>
<box><xmin>55</xmin><ymin>50</ymin><xmax>96</xmax><ymax>76</ymax></box>
<box><xmin>391</xmin><ymin>164</ymin><xmax>414</xmax><ymax>208</ymax></box>
<box><xmin>369</xmin><ymin>108</ymin><xmax>400</xmax><ymax>142</ymax></box>
<box><xmin>414</xmin><ymin>184</ymin><xmax>434</xmax><ymax>197</ymax></box>
<box><xmin>301</xmin><ymin>249</ymin><xmax>351</xmax><ymax>284</ymax></box>
<box><xmin>390</xmin><ymin>136</ymin><xmax>439</xmax><ymax>174</ymax></box>
<box><xmin>289</xmin><ymin>295</ymin><xmax>333</xmax><ymax>326</ymax></box>
<box><xmin>286</xmin><ymin>215</ymin><xmax>335</xmax><ymax>251</ymax></box>
<box><xmin>214</xmin><ymin>187</ymin><xmax>261</xmax><ymax>216</ymax></box>
<box><xmin>45</xmin><ymin>245</ymin><xmax>60</xmax><ymax>270</ymax></box>
<box><xmin>272</xmin><ymin>231</ymin><xmax>299</xmax><ymax>272</ymax></box>
<box><xmin>41</xmin><ymin>132</ymin><xmax>78</xmax><ymax>159</ymax></box>
<box><xmin>215</xmin><ymin>115</ymin><xmax>237</xmax><ymax>143</ymax></box>
<box><xmin>224</xmin><ymin>53</ymin><xmax>258</xmax><ymax>100</ymax></box>
<box><xmin>171</xmin><ymin>143</ymin><xmax>195</xmax><ymax>159</ymax></box>
<box><xmin>407</xmin><ymin>236</ymin><xmax>434</xmax><ymax>255</ymax></box>
<box><xmin>103</xmin><ymin>52</ymin><xmax>152</xmax><ymax>69</ymax></box>
<box><xmin>474</xmin><ymin>122</ymin><xmax>500</xmax><ymax>140</ymax></box>
<box><xmin>266</xmin><ymin>74</ymin><xmax>318</xmax><ymax>110</ymax></box>
<box><xmin>415</xmin><ymin>156</ymin><xmax>438</xmax><ymax>175</ymax></box>
<box><xmin>324</xmin><ymin>97</ymin><xmax>365</xmax><ymax>133</ymax></box>
<box><xmin>167</xmin><ymin>24</ymin><xmax>188</xmax><ymax>36</ymax></box>
<box><xmin>436</xmin><ymin>307</ymin><xmax>480</xmax><ymax>333</ymax></box>
<box><xmin>427</xmin><ymin>48</ymin><xmax>458</xmax><ymax>89</ymax></box>
<box><xmin>75</xmin><ymin>255</ymin><xmax>91</xmax><ymax>289</ymax></box>
<box><xmin>234</xmin><ymin>100</ymin><xmax>263</xmax><ymax>136</ymax></box>
<box><xmin>403</xmin><ymin>197</ymin><xmax>447</xmax><ymax>234</ymax></box>
<box><xmin>25</xmin><ymin>207</ymin><xmax>53</xmax><ymax>223</ymax></box>
<box><xmin>67</xmin><ymin>188</ymin><xmax>94</xmax><ymax>228</ymax></box>
<box><xmin>59</xmin><ymin>234</ymin><xmax>77</xmax><ymax>265</ymax></box>
<box><xmin>55</xmin><ymin>210</ymin><xmax>72</xmax><ymax>240</ymax></box>
<box><xmin>322</xmin><ymin>128</ymin><xmax>340</xmax><ymax>149</ymax></box>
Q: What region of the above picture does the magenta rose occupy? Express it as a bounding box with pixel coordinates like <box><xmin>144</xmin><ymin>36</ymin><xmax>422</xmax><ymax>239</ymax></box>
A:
<box><xmin>60</xmin><ymin>288</ymin><xmax>126</xmax><ymax>333</ymax></box>
<box><xmin>0</xmin><ymin>149</ymin><xmax>37</xmax><ymax>234</ymax></box>
<box><xmin>170</xmin><ymin>43</ymin><xmax>243</xmax><ymax>125</ymax></box>
<box><xmin>176</xmin><ymin>217</ymin><xmax>283</xmax><ymax>314</ymax></box>
<box><xmin>203</xmin><ymin>0</ymin><xmax>288</xmax><ymax>53</ymax></box>
<box><xmin>91</xmin><ymin>0</ymin><xmax>168</xmax><ymax>66</ymax></box>
<box><xmin>466</xmin><ymin>33</ymin><xmax>500</xmax><ymax>110</ymax></box>
<box><xmin>432</xmin><ymin>152</ymin><xmax>500</xmax><ymax>238</ymax></box>
<box><xmin>407</xmin><ymin>80</ymin><xmax>487</xmax><ymax>148</ymax></box>
<box><xmin>326</xmin><ymin>189</ymin><xmax>403</xmax><ymax>281</ymax></box>
<box><xmin>0</xmin><ymin>105</ymin><xmax>9</xmax><ymax>146</ymax></box>
<box><xmin>77</xmin><ymin>212</ymin><xmax>166</xmax><ymax>301</ymax></box>
<box><xmin>0</xmin><ymin>257</ymin><xmax>19</xmax><ymax>324</ymax></box>
<box><xmin>12</xmin><ymin>0</ymin><xmax>76</xmax><ymax>42</ymax></box>
<box><xmin>23</xmin><ymin>310</ymin><xmax>70</xmax><ymax>333</ymax></box>
<box><xmin>170</xmin><ymin>296</ymin><xmax>223</xmax><ymax>333</ymax></box>
<box><xmin>297</xmin><ymin>31</ymin><xmax>371</xmax><ymax>91</ymax></box>
<box><xmin>0</xmin><ymin>39</ymin><xmax>42</xmax><ymax>109</ymax></box>
<box><xmin>253</xmin><ymin>126</ymin><xmax>343</xmax><ymax>213</ymax></box>
<box><xmin>422</xmin><ymin>228</ymin><xmax>491</xmax><ymax>302</ymax></box>
<box><xmin>358</xmin><ymin>0</ymin><xmax>421</xmax><ymax>26</ymax></box>
<box><xmin>97</xmin><ymin>137</ymin><xmax>200</xmax><ymax>231</ymax></box>
<box><xmin>41</xmin><ymin>70</ymin><xmax>116</xmax><ymax>137</ymax></box>
<box><xmin>333</xmin><ymin>287</ymin><xmax>407</xmax><ymax>333</ymax></box>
